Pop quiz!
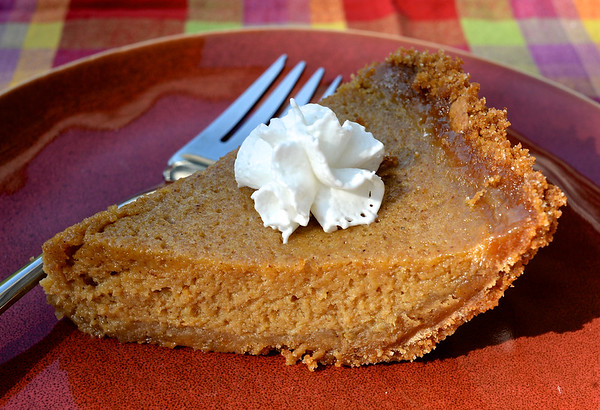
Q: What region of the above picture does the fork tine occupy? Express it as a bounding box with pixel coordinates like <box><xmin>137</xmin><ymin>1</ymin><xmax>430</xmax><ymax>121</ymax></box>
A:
<box><xmin>217</xmin><ymin>61</ymin><xmax>306</xmax><ymax>156</ymax></box>
<box><xmin>320</xmin><ymin>75</ymin><xmax>343</xmax><ymax>99</ymax></box>
<box><xmin>279</xmin><ymin>67</ymin><xmax>324</xmax><ymax>117</ymax></box>
<box><xmin>279</xmin><ymin>70</ymin><xmax>342</xmax><ymax>117</ymax></box>
<box><xmin>167</xmin><ymin>54</ymin><xmax>287</xmax><ymax>168</ymax></box>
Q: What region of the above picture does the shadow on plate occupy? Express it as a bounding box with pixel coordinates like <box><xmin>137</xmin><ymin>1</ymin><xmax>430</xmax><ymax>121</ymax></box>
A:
<box><xmin>426</xmin><ymin>204</ymin><xmax>600</xmax><ymax>361</ymax></box>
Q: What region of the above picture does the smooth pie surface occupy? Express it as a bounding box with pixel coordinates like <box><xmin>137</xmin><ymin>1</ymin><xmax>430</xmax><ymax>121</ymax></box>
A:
<box><xmin>41</xmin><ymin>49</ymin><xmax>565</xmax><ymax>370</ymax></box>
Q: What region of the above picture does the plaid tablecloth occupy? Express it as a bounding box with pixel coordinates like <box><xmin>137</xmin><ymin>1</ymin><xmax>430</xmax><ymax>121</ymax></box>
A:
<box><xmin>1</xmin><ymin>0</ymin><xmax>600</xmax><ymax>103</ymax></box>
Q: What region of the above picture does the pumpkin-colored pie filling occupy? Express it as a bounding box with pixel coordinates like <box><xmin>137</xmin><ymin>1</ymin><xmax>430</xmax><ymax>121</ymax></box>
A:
<box><xmin>41</xmin><ymin>49</ymin><xmax>565</xmax><ymax>370</ymax></box>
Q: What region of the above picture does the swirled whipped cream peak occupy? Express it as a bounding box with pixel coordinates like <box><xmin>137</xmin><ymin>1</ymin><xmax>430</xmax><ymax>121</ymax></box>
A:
<box><xmin>234</xmin><ymin>99</ymin><xmax>385</xmax><ymax>244</ymax></box>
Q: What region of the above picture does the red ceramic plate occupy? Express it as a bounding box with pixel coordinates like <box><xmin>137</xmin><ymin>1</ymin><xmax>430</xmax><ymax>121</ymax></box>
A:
<box><xmin>1</xmin><ymin>29</ymin><xmax>599</xmax><ymax>408</ymax></box>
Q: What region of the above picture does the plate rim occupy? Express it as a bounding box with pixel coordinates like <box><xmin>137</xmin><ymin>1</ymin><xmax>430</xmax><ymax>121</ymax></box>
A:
<box><xmin>2</xmin><ymin>26</ymin><xmax>600</xmax><ymax>112</ymax></box>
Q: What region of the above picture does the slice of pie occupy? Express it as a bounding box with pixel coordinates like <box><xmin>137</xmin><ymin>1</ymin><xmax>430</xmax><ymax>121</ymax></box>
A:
<box><xmin>41</xmin><ymin>49</ymin><xmax>566</xmax><ymax>370</ymax></box>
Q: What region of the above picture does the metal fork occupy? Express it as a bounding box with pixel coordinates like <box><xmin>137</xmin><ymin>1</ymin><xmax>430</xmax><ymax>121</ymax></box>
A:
<box><xmin>164</xmin><ymin>54</ymin><xmax>342</xmax><ymax>181</ymax></box>
<box><xmin>0</xmin><ymin>55</ymin><xmax>342</xmax><ymax>314</ymax></box>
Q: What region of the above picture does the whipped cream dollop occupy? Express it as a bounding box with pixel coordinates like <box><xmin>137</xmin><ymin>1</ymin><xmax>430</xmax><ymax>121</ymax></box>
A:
<box><xmin>234</xmin><ymin>99</ymin><xmax>385</xmax><ymax>244</ymax></box>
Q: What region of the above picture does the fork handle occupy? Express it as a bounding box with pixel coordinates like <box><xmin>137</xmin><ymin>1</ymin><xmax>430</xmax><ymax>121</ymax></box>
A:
<box><xmin>0</xmin><ymin>255</ymin><xmax>44</xmax><ymax>314</ymax></box>
<box><xmin>0</xmin><ymin>185</ymin><xmax>160</xmax><ymax>315</ymax></box>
